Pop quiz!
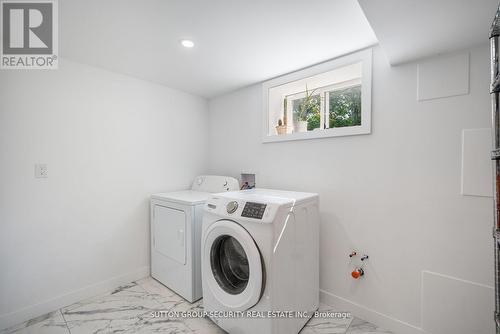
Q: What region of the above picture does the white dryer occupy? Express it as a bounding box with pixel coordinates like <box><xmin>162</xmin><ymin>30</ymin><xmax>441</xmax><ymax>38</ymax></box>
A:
<box><xmin>151</xmin><ymin>175</ymin><xmax>239</xmax><ymax>302</ymax></box>
<box><xmin>201</xmin><ymin>189</ymin><xmax>319</xmax><ymax>334</ymax></box>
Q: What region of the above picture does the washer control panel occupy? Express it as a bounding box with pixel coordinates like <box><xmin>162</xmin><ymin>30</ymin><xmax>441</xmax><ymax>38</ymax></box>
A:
<box><xmin>204</xmin><ymin>197</ymin><xmax>278</xmax><ymax>223</ymax></box>
<box><xmin>241</xmin><ymin>202</ymin><xmax>267</xmax><ymax>219</ymax></box>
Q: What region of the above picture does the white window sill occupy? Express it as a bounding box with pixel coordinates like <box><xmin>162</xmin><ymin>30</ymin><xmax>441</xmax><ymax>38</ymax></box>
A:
<box><xmin>262</xmin><ymin>124</ymin><xmax>371</xmax><ymax>143</ymax></box>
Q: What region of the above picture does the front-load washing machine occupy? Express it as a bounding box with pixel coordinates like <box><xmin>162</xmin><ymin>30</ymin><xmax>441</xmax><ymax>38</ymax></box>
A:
<box><xmin>201</xmin><ymin>189</ymin><xmax>319</xmax><ymax>334</ymax></box>
<box><xmin>150</xmin><ymin>175</ymin><xmax>239</xmax><ymax>302</ymax></box>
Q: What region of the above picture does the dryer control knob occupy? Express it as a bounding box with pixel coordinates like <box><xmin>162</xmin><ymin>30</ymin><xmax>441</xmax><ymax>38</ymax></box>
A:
<box><xmin>226</xmin><ymin>201</ymin><xmax>238</xmax><ymax>214</ymax></box>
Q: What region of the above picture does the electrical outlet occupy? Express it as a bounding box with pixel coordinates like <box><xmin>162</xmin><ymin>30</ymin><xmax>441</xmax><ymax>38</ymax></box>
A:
<box><xmin>35</xmin><ymin>164</ymin><xmax>48</xmax><ymax>178</ymax></box>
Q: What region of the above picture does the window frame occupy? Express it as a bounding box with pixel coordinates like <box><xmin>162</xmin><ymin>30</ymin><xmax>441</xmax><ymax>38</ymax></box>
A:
<box><xmin>262</xmin><ymin>48</ymin><xmax>372</xmax><ymax>143</ymax></box>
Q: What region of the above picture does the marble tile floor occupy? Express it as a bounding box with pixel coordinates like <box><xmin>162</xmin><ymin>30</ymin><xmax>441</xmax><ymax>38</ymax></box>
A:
<box><xmin>1</xmin><ymin>277</ymin><xmax>393</xmax><ymax>334</ymax></box>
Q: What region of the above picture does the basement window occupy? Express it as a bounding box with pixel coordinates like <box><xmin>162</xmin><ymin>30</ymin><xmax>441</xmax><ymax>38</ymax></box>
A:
<box><xmin>262</xmin><ymin>48</ymin><xmax>372</xmax><ymax>143</ymax></box>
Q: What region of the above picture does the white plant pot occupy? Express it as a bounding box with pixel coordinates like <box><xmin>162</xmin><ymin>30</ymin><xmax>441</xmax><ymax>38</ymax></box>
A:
<box><xmin>293</xmin><ymin>121</ymin><xmax>308</xmax><ymax>133</ymax></box>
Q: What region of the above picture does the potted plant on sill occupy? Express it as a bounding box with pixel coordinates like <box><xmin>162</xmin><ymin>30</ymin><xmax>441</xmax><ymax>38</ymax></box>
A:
<box><xmin>275</xmin><ymin>119</ymin><xmax>287</xmax><ymax>135</ymax></box>
<box><xmin>294</xmin><ymin>85</ymin><xmax>320</xmax><ymax>133</ymax></box>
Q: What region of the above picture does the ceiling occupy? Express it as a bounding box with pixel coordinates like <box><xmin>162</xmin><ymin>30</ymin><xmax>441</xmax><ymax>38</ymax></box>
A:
<box><xmin>60</xmin><ymin>0</ymin><xmax>497</xmax><ymax>98</ymax></box>
<box><xmin>59</xmin><ymin>0</ymin><xmax>378</xmax><ymax>98</ymax></box>
<box><xmin>358</xmin><ymin>0</ymin><xmax>499</xmax><ymax>65</ymax></box>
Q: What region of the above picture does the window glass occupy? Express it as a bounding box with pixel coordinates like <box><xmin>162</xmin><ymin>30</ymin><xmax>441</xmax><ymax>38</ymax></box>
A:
<box><xmin>328</xmin><ymin>85</ymin><xmax>361</xmax><ymax>128</ymax></box>
<box><xmin>210</xmin><ymin>235</ymin><xmax>249</xmax><ymax>295</ymax></box>
<box><xmin>291</xmin><ymin>93</ymin><xmax>321</xmax><ymax>131</ymax></box>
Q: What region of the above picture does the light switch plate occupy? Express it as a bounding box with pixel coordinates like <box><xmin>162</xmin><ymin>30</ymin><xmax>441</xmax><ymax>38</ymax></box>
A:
<box><xmin>35</xmin><ymin>164</ymin><xmax>48</xmax><ymax>178</ymax></box>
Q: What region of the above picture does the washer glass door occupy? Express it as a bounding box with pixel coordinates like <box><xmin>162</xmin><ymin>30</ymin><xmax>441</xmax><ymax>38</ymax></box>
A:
<box><xmin>203</xmin><ymin>220</ymin><xmax>263</xmax><ymax>311</ymax></box>
<box><xmin>210</xmin><ymin>235</ymin><xmax>249</xmax><ymax>295</ymax></box>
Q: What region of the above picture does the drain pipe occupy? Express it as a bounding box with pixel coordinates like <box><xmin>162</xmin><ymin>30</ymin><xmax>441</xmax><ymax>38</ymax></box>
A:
<box><xmin>490</xmin><ymin>3</ymin><xmax>500</xmax><ymax>333</ymax></box>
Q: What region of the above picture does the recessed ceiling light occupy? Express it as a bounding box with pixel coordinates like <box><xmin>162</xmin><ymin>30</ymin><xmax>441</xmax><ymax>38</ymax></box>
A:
<box><xmin>180</xmin><ymin>39</ymin><xmax>194</xmax><ymax>48</ymax></box>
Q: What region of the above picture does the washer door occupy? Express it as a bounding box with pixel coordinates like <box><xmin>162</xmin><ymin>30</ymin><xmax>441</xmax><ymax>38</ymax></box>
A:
<box><xmin>203</xmin><ymin>220</ymin><xmax>263</xmax><ymax>311</ymax></box>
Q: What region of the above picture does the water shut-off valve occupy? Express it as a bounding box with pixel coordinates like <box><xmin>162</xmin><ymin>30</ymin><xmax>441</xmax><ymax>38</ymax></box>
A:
<box><xmin>351</xmin><ymin>268</ymin><xmax>364</xmax><ymax>279</ymax></box>
<box><xmin>348</xmin><ymin>251</ymin><xmax>369</xmax><ymax>279</ymax></box>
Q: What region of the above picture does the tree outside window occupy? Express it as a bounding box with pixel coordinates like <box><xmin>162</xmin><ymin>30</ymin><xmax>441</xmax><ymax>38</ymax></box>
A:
<box><xmin>329</xmin><ymin>85</ymin><xmax>361</xmax><ymax>128</ymax></box>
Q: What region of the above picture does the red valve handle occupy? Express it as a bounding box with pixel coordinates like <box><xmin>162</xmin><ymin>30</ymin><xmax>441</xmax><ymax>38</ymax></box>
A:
<box><xmin>351</xmin><ymin>268</ymin><xmax>364</xmax><ymax>279</ymax></box>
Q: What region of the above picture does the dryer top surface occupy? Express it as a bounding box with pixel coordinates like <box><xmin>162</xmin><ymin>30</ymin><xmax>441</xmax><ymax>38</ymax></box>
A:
<box><xmin>151</xmin><ymin>190</ymin><xmax>211</xmax><ymax>205</ymax></box>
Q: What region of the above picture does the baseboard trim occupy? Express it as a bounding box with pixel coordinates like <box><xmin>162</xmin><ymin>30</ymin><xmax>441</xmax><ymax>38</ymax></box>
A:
<box><xmin>0</xmin><ymin>266</ymin><xmax>150</xmax><ymax>331</ymax></box>
<box><xmin>320</xmin><ymin>289</ymin><xmax>426</xmax><ymax>334</ymax></box>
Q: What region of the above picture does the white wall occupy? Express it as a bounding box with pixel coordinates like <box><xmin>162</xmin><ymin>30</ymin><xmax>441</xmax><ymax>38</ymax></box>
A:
<box><xmin>0</xmin><ymin>59</ymin><xmax>208</xmax><ymax>329</ymax></box>
<box><xmin>207</xmin><ymin>45</ymin><xmax>493</xmax><ymax>334</ymax></box>
<box><xmin>0</xmin><ymin>44</ymin><xmax>493</xmax><ymax>334</ymax></box>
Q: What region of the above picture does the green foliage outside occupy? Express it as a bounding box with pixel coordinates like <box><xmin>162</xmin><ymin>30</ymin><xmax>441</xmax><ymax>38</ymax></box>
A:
<box><xmin>307</xmin><ymin>111</ymin><xmax>321</xmax><ymax>131</ymax></box>
<box><xmin>329</xmin><ymin>85</ymin><xmax>361</xmax><ymax>128</ymax></box>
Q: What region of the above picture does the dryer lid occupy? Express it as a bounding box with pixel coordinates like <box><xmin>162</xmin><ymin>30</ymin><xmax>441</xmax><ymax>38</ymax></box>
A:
<box><xmin>191</xmin><ymin>175</ymin><xmax>239</xmax><ymax>193</ymax></box>
<box><xmin>151</xmin><ymin>190</ymin><xmax>211</xmax><ymax>205</ymax></box>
